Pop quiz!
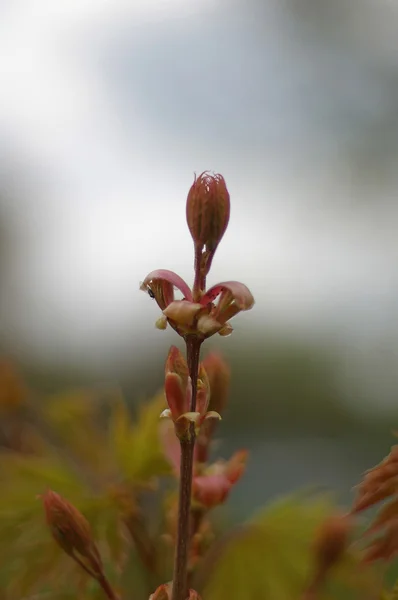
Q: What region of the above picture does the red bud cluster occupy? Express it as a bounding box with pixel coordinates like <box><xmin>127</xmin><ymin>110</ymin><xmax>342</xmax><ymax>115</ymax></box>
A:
<box><xmin>162</xmin><ymin>346</ymin><xmax>221</xmax><ymax>441</ymax></box>
<box><xmin>140</xmin><ymin>172</ymin><xmax>254</xmax><ymax>600</ymax></box>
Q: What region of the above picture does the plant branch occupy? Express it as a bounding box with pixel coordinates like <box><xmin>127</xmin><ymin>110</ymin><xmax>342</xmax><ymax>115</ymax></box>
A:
<box><xmin>172</xmin><ymin>336</ymin><xmax>202</xmax><ymax>600</ymax></box>
<box><xmin>97</xmin><ymin>573</ymin><xmax>120</xmax><ymax>600</ymax></box>
<box><xmin>193</xmin><ymin>246</ymin><xmax>206</xmax><ymax>302</ymax></box>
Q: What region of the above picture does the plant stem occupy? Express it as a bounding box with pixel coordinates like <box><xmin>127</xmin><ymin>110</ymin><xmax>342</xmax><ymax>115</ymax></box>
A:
<box><xmin>172</xmin><ymin>336</ymin><xmax>202</xmax><ymax>600</ymax></box>
<box><xmin>193</xmin><ymin>246</ymin><xmax>206</xmax><ymax>302</ymax></box>
<box><xmin>98</xmin><ymin>573</ymin><xmax>119</xmax><ymax>600</ymax></box>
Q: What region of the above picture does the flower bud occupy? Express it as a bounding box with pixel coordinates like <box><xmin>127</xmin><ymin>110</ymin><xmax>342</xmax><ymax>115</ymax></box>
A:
<box><xmin>192</xmin><ymin>451</ymin><xmax>247</xmax><ymax>509</ymax></box>
<box><xmin>164</xmin><ymin>346</ymin><xmax>192</xmax><ymax>423</ymax></box>
<box><xmin>165</xmin><ymin>346</ymin><xmax>189</xmax><ymax>385</ymax></box>
<box><xmin>201</xmin><ymin>352</ymin><xmax>230</xmax><ymax>415</ymax></box>
<box><xmin>193</xmin><ymin>473</ymin><xmax>231</xmax><ymax>508</ymax></box>
<box><xmin>186</xmin><ymin>172</ymin><xmax>230</xmax><ymax>254</ymax></box>
<box><xmin>41</xmin><ymin>489</ymin><xmax>103</xmax><ymax>576</ymax></box>
<box><xmin>313</xmin><ymin>513</ymin><xmax>352</xmax><ymax>575</ymax></box>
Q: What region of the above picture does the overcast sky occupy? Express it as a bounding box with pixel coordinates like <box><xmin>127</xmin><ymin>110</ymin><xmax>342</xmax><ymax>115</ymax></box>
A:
<box><xmin>0</xmin><ymin>0</ymin><xmax>396</xmax><ymax>378</ymax></box>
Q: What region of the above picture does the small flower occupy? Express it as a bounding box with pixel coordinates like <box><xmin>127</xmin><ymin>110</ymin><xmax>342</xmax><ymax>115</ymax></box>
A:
<box><xmin>141</xmin><ymin>270</ymin><xmax>254</xmax><ymax>339</ymax></box>
<box><xmin>141</xmin><ymin>172</ymin><xmax>253</xmax><ymax>337</ymax></box>
<box><xmin>162</xmin><ymin>346</ymin><xmax>220</xmax><ymax>440</ymax></box>
<box><xmin>186</xmin><ymin>172</ymin><xmax>230</xmax><ymax>274</ymax></box>
<box><xmin>192</xmin><ymin>450</ymin><xmax>248</xmax><ymax>509</ymax></box>
<box><xmin>192</xmin><ymin>473</ymin><xmax>231</xmax><ymax>508</ymax></box>
<box><xmin>40</xmin><ymin>489</ymin><xmax>103</xmax><ymax>578</ymax></box>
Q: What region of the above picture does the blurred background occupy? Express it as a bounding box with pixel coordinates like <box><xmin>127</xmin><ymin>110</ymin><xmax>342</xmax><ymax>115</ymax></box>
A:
<box><xmin>0</xmin><ymin>0</ymin><xmax>397</xmax><ymax>520</ymax></box>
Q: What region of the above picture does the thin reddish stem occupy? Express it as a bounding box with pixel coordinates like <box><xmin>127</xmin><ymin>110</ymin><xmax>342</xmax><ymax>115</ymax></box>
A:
<box><xmin>172</xmin><ymin>336</ymin><xmax>202</xmax><ymax>600</ymax></box>
<box><xmin>193</xmin><ymin>246</ymin><xmax>206</xmax><ymax>302</ymax></box>
<box><xmin>98</xmin><ymin>573</ymin><xmax>119</xmax><ymax>600</ymax></box>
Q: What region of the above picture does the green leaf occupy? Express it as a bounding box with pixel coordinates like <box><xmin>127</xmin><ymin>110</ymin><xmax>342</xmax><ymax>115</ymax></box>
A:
<box><xmin>109</xmin><ymin>392</ymin><xmax>171</xmax><ymax>483</ymax></box>
<box><xmin>198</xmin><ymin>492</ymin><xmax>381</xmax><ymax>600</ymax></box>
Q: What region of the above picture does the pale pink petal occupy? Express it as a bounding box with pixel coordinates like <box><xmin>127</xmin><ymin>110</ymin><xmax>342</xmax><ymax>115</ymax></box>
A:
<box><xmin>201</xmin><ymin>281</ymin><xmax>254</xmax><ymax>310</ymax></box>
<box><xmin>142</xmin><ymin>270</ymin><xmax>192</xmax><ymax>301</ymax></box>
<box><xmin>192</xmin><ymin>473</ymin><xmax>231</xmax><ymax>508</ymax></box>
<box><xmin>164</xmin><ymin>372</ymin><xmax>190</xmax><ymax>420</ymax></box>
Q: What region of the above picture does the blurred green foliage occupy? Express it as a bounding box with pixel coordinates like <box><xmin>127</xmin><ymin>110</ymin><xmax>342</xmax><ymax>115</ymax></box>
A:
<box><xmin>0</xmin><ymin>357</ymin><xmax>394</xmax><ymax>599</ymax></box>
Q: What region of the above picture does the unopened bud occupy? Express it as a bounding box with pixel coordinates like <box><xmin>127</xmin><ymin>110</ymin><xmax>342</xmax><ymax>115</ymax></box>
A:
<box><xmin>186</xmin><ymin>172</ymin><xmax>230</xmax><ymax>254</ymax></box>
<box><xmin>165</xmin><ymin>346</ymin><xmax>189</xmax><ymax>384</ymax></box>
<box><xmin>313</xmin><ymin>513</ymin><xmax>352</xmax><ymax>574</ymax></box>
<box><xmin>40</xmin><ymin>489</ymin><xmax>103</xmax><ymax>576</ymax></box>
<box><xmin>201</xmin><ymin>352</ymin><xmax>230</xmax><ymax>415</ymax></box>
<box><xmin>192</xmin><ymin>473</ymin><xmax>231</xmax><ymax>508</ymax></box>
<box><xmin>164</xmin><ymin>346</ymin><xmax>192</xmax><ymax>424</ymax></box>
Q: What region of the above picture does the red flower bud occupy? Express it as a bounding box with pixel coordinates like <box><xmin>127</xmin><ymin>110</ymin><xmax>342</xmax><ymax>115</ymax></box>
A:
<box><xmin>201</xmin><ymin>352</ymin><xmax>230</xmax><ymax>415</ymax></box>
<box><xmin>186</xmin><ymin>172</ymin><xmax>230</xmax><ymax>254</ymax></box>
<box><xmin>165</xmin><ymin>345</ymin><xmax>189</xmax><ymax>386</ymax></box>
<box><xmin>192</xmin><ymin>451</ymin><xmax>247</xmax><ymax>509</ymax></box>
<box><xmin>193</xmin><ymin>473</ymin><xmax>231</xmax><ymax>508</ymax></box>
<box><xmin>163</xmin><ymin>346</ymin><xmax>192</xmax><ymax>423</ymax></box>
<box><xmin>41</xmin><ymin>489</ymin><xmax>103</xmax><ymax>577</ymax></box>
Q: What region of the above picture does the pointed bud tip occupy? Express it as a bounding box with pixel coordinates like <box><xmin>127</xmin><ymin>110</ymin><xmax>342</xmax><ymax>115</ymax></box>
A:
<box><xmin>186</xmin><ymin>171</ymin><xmax>230</xmax><ymax>252</ymax></box>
